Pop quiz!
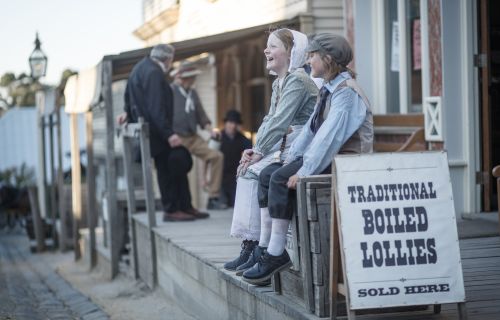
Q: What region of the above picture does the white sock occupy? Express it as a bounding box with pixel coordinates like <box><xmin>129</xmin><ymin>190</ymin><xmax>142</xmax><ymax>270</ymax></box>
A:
<box><xmin>267</xmin><ymin>218</ymin><xmax>290</xmax><ymax>256</ymax></box>
<box><xmin>258</xmin><ymin>208</ymin><xmax>272</xmax><ymax>247</ymax></box>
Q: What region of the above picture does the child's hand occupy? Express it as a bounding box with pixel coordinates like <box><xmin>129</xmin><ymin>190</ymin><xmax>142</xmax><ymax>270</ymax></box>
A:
<box><xmin>287</xmin><ymin>174</ymin><xmax>300</xmax><ymax>189</ymax></box>
<box><xmin>241</xmin><ymin>149</ymin><xmax>254</xmax><ymax>163</ymax></box>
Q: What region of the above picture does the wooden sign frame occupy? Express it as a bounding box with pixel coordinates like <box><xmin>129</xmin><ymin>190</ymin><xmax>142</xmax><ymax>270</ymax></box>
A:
<box><xmin>329</xmin><ymin>155</ymin><xmax>468</xmax><ymax>320</ymax></box>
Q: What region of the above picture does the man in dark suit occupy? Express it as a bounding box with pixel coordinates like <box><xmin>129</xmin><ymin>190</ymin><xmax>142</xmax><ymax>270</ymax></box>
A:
<box><xmin>118</xmin><ymin>44</ymin><xmax>208</xmax><ymax>221</ymax></box>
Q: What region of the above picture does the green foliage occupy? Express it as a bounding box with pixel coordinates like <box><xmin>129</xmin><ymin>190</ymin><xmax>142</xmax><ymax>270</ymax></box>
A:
<box><xmin>0</xmin><ymin>68</ymin><xmax>77</xmax><ymax>107</ymax></box>
<box><xmin>10</xmin><ymin>80</ymin><xmax>42</xmax><ymax>107</ymax></box>
<box><xmin>0</xmin><ymin>73</ymin><xmax>15</xmax><ymax>87</ymax></box>
<box><xmin>57</xmin><ymin>69</ymin><xmax>77</xmax><ymax>106</ymax></box>
<box><xmin>17</xmin><ymin>73</ymin><xmax>29</xmax><ymax>80</ymax></box>
<box><xmin>0</xmin><ymin>164</ymin><xmax>35</xmax><ymax>188</ymax></box>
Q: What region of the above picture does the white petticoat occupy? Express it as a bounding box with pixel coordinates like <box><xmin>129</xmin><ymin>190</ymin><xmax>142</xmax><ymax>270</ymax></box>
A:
<box><xmin>230</xmin><ymin>125</ymin><xmax>303</xmax><ymax>239</ymax></box>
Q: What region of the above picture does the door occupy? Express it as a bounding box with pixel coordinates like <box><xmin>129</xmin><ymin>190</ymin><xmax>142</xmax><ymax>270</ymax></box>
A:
<box><xmin>478</xmin><ymin>0</ymin><xmax>500</xmax><ymax>212</ymax></box>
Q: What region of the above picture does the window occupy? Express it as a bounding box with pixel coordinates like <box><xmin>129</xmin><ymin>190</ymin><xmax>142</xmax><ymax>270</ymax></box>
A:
<box><xmin>381</xmin><ymin>0</ymin><xmax>425</xmax><ymax>114</ymax></box>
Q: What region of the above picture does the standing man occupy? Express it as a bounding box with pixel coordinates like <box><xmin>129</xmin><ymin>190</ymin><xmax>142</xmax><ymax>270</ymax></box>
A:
<box><xmin>171</xmin><ymin>61</ymin><xmax>226</xmax><ymax>210</ymax></box>
<box><xmin>219</xmin><ymin>110</ymin><xmax>252</xmax><ymax>207</ymax></box>
<box><xmin>117</xmin><ymin>44</ymin><xmax>208</xmax><ymax>221</ymax></box>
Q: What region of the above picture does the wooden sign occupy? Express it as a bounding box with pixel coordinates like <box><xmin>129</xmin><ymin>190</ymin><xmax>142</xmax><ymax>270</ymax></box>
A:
<box><xmin>332</xmin><ymin>151</ymin><xmax>465</xmax><ymax>311</ymax></box>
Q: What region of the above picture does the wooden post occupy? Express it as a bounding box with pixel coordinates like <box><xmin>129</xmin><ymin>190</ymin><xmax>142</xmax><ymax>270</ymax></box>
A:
<box><xmin>121</xmin><ymin>132</ymin><xmax>139</xmax><ymax>279</ymax></box>
<box><xmin>56</xmin><ymin>103</ymin><xmax>68</xmax><ymax>251</ymax></box>
<box><xmin>138</xmin><ymin>117</ymin><xmax>158</xmax><ymax>286</ymax></box>
<box><xmin>48</xmin><ymin>114</ymin><xmax>58</xmax><ymax>248</ymax></box>
<box><xmin>28</xmin><ymin>186</ymin><xmax>45</xmax><ymax>252</ymax></box>
<box><xmin>297</xmin><ymin>179</ymin><xmax>315</xmax><ymax>312</ymax></box>
<box><xmin>69</xmin><ymin>113</ymin><xmax>82</xmax><ymax>260</ymax></box>
<box><xmin>458</xmin><ymin>302</ymin><xmax>468</xmax><ymax>320</ymax></box>
<box><xmin>86</xmin><ymin>111</ymin><xmax>97</xmax><ymax>268</ymax></box>
<box><xmin>36</xmin><ymin>112</ymin><xmax>48</xmax><ymax>224</ymax></box>
<box><xmin>102</xmin><ymin>60</ymin><xmax>120</xmax><ymax>278</ymax></box>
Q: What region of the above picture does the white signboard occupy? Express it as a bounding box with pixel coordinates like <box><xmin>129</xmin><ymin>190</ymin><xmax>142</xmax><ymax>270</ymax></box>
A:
<box><xmin>334</xmin><ymin>151</ymin><xmax>465</xmax><ymax>310</ymax></box>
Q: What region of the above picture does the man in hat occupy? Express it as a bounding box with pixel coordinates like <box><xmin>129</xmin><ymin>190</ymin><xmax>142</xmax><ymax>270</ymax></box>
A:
<box><xmin>118</xmin><ymin>44</ymin><xmax>207</xmax><ymax>222</ymax></box>
<box><xmin>219</xmin><ymin>110</ymin><xmax>252</xmax><ymax>207</ymax></box>
<box><xmin>171</xmin><ymin>61</ymin><xmax>226</xmax><ymax>210</ymax></box>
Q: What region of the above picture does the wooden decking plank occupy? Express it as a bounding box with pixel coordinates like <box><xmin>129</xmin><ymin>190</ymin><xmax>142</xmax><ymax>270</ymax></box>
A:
<box><xmin>146</xmin><ymin>209</ymin><xmax>500</xmax><ymax>320</ymax></box>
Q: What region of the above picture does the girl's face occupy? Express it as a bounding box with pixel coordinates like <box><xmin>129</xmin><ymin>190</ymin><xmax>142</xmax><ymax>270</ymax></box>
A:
<box><xmin>264</xmin><ymin>34</ymin><xmax>290</xmax><ymax>76</ymax></box>
<box><xmin>307</xmin><ymin>52</ymin><xmax>328</xmax><ymax>79</ymax></box>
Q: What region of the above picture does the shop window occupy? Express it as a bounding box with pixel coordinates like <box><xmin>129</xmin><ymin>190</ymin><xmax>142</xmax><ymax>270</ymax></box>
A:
<box><xmin>385</xmin><ymin>0</ymin><xmax>423</xmax><ymax>114</ymax></box>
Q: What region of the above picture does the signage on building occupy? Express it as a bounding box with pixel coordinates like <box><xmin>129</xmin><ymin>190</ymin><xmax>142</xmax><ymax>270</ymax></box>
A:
<box><xmin>390</xmin><ymin>21</ymin><xmax>400</xmax><ymax>72</ymax></box>
<box><xmin>333</xmin><ymin>151</ymin><xmax>465</xmax><ymax>309</ymax></box>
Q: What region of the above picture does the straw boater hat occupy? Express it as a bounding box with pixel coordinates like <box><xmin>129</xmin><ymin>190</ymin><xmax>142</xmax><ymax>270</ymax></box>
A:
<box><xmin>171</xmin><ymin>61</ymin><xmax>202</xmax><ymax>78</ymax></box>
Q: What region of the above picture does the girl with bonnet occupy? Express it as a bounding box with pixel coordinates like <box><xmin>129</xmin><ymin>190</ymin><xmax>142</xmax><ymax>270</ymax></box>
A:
<box><xmin>224</xmin><ymin>29</ymin><xmax>318</xmax><ymax>275</ymax></box>
<box><xmin>241</xmin><ymin>33</ymin><xmax>374</xmax><ymax>285</ymax></box>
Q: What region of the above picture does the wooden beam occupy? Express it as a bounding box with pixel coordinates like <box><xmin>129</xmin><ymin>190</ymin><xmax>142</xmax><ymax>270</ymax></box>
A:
<box><xmin>48</xmin><ymin>114</ymin><xmax>58</xmax><ymax>248</ymax></box>
<box><xmin>56</xmin><ymin>103</ymin><xmax>68</xmax><ymax>251</ymax></box>
<box><xmin>297</xmin><ymin>180</ymin><xmax>315</xmax><ymax>312</ymax></box>
<box><xmin>102</xmin><ymin>60</ymin><xmax>120</xmax><ymax>278</ymax></box>
<box><xmin>138</xmin><ymin>117</ymin><xmax>158</xmax><ymax>287</ymax></box>
<box><xmin>86</xmin><ymin>111</ymin><xmax>97</xmax><ymax>268</ymax></box>
<box><xmin>121</xmin><ymin>133</ymin><xmax>139</xmax><ymax>279</ymax></box>
<box><xmin>28</xmin><ymin>186</ymin><xmax>45</xmax><ymax>252</ymax></box>
<box><xmin>69</xmin><ymin>113</ymin><xmax>82</xmax><ymax>260</ymax></box>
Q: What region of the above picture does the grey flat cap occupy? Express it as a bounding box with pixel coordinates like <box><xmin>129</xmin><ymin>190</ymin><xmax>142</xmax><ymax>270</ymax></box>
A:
<box><xmin>307</xmin><ymin>33</ymin><xmax>353</xmax><ymax>67</ymax></box>
<box><xmin>150</xmin><ymin>44</ymin><xmax>175</xmax><ymax>61</ymax></box>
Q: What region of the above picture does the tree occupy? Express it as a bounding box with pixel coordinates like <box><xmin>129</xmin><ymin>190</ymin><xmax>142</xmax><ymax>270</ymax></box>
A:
<box><xmin>0</xmin><ymin>73</ymin><xmax>15</xmax><ymax>87</ymax></box>
<box><xmin>0</xmin><ymin>69</ymin><xmax>77</xmax><ymax>107</ymax></box>
<box><xmin>57</xmin><ymin>68</ymin><xmax>77</xmax><ymax>106</ymax></box>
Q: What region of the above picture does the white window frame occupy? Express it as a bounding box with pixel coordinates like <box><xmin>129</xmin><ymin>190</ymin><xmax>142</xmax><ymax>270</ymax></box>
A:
<box><xmin>371</xmin><ymin>0</ymin><xmax>430</xmax><ymax>114</ymax></box>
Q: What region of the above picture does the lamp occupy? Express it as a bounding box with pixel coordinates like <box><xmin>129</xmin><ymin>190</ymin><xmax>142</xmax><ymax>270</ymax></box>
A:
<box><xmin>29</xmin><ymin>32</ymin><xmax>48</xmax><ymax>80</ymax></box>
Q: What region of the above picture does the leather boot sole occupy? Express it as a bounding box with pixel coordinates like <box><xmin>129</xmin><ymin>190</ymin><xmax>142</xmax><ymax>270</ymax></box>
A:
<box><xmin>243</xmin><ymin>260</ymin><xmax>292</xmax><ymax>285</ymax></box>
<box><xmin>235</xmin><ymin>268</ymin><xmax>247</xmax><ymax>276</ymax></box>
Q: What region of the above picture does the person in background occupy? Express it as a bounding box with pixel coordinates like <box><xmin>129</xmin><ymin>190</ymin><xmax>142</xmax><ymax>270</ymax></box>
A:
<box><xmin>171</xmin><ymin>62</ymin><xmax>227</xmax><ymax>210</ymax></box>
<box><xmin>219</xmin><ymin>110</ymin><xmax>252</xmax><ymax>207</ymax></box>
<box><xmin>242</xmin><ymin>33</ymin><xmax>374</xmax><ymax>285</ymax></box>
<box><xmin>117</xmin><ymin>44</ymin><xmax>201</xmax><ymax>222</ymax></box>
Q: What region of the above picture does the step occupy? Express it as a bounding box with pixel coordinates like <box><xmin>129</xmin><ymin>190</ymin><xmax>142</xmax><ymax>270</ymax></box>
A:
<box><xmin>132</xmin><ymin>210</ymin><xmax>321</xmax><ymax>320</ymax></box>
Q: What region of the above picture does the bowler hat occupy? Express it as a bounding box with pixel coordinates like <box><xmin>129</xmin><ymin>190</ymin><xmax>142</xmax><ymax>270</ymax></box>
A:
<box><xmin>223</xmin><ymin>110</ymin><xmax>242</xmax><ymax>124</ymax></box>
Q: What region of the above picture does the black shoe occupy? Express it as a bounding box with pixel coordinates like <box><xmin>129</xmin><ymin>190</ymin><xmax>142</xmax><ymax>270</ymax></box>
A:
<box><xmin>162</xmin><ymin>211</ymin><xmax>196</xmax><ymax>222</ymax></box>
<box><xmin>207</xmin><ymin>197</ymin><xmax>228</xmax><ymax>210</ymax></box>
<box><xmin>184</xmin><ymin>207</ymin><xmax>210</xmax><ymax>219</ymax></box>
<box><xmin>223</xmin><ymin>240</ymin><xmax>258</xmax><ymax>271</ymax></box>
<box><xmin>242</xmin><ymin>250</ymin><xmax>292</xmax><ymax>286</ymax></box>
<box><xmin>235</xmin><ymin>246</ymin><xmax>266</xmax><ymax>276</ymax></box>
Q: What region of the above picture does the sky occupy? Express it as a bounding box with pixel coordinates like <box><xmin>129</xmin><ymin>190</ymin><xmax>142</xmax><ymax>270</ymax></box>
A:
<box><xmin>0</xmin><ymin>0</ymin><xmax>143</xmax><ymax>85</ymax></box>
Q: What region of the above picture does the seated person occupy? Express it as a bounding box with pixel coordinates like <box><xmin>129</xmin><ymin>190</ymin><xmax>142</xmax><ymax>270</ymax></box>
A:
<box><xmin>171</xmin><ymin>62</ymin><xmax>227</xmax><ymax>210</ymax></box>
<box><xmin>223</xmin><ymin>28</ymin><xmax>318</xmax><ymax>273</ymax></box>
<box><xmin>241</xmin><ymin>33</ymin><xmax>374</xmax><ymax>285</ymax></box>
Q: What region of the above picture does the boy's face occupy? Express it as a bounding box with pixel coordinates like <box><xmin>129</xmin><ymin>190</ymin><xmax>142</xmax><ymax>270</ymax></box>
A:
<box><xmin>307</xmin><ymin>52</ymin><xmax>328</xmax><ymax>79</ymax></box>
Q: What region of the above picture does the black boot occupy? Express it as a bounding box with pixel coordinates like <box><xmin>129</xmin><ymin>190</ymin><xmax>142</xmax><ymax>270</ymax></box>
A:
<box><xmin>223</xmin><ymin>240</ymin><xmax>258</xmax><ymax>271</ymax></box>
<box><xmin>235</xmin><ymin>245</ymin><xmax>266</xmax><ymax>276</ymax></box>
<box><xmin>242</xmin><ymin>250</ymin><xmax>291</xmax><ymax>286</ymax></box>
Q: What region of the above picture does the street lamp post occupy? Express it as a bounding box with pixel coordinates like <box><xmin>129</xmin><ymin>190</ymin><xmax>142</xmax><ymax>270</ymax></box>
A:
<box><xmin>29</xmin><ymin>33</ymin><xmax>48</xmax><ymax>81</ymax></box>
<box><xmin>29</xmin><ymin>32</ymin><xmax>58</xmax><ymax>253</ymax></box>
